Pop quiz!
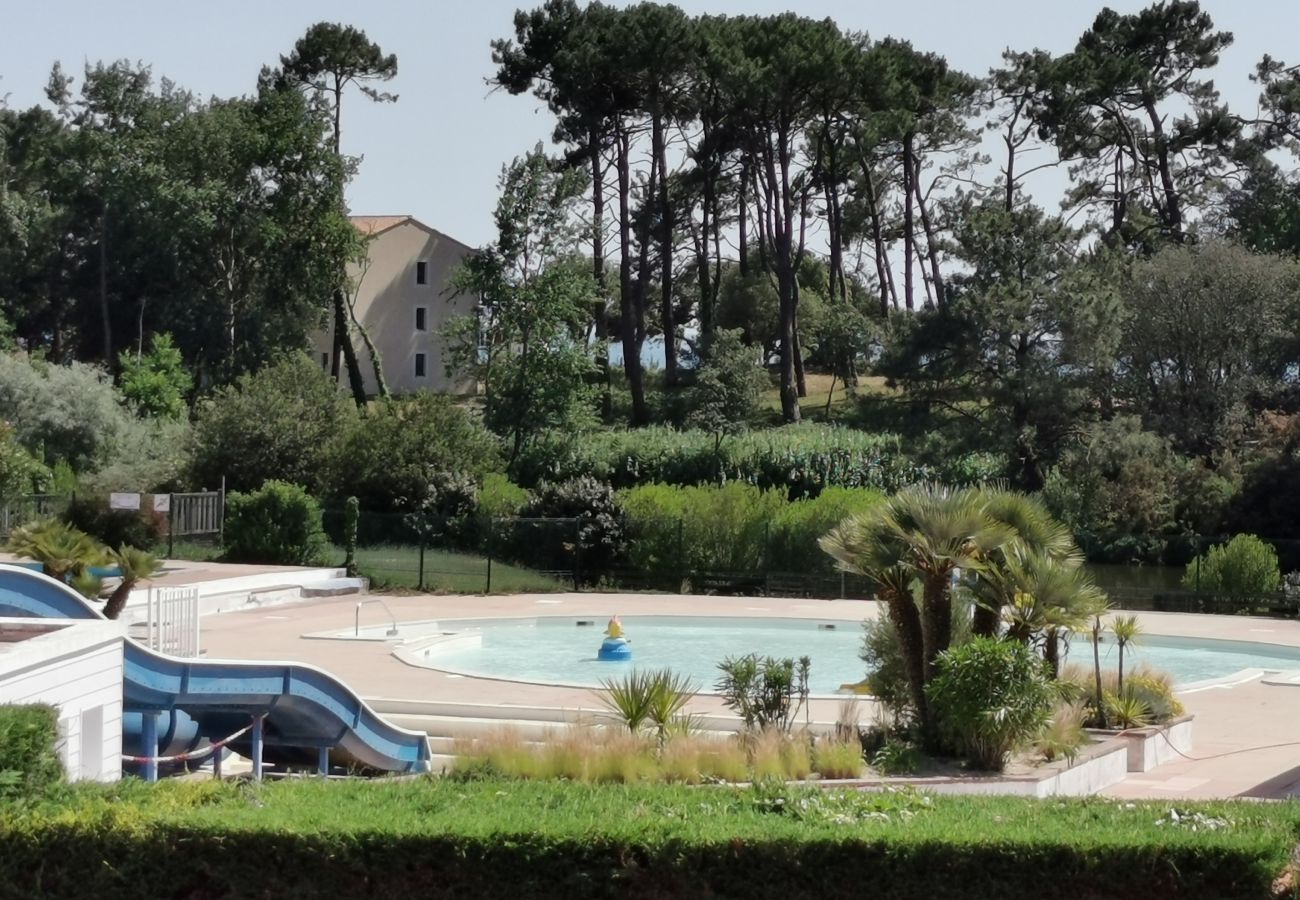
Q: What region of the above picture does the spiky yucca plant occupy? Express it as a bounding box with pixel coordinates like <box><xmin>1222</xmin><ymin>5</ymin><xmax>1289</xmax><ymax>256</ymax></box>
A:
<box><xmin>5</xmin><ymin>520</ymin><xmax>105</xmax><ymax>583</ymax></box>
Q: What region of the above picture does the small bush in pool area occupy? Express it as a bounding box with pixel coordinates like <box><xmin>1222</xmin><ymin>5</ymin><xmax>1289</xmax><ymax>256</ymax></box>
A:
<box><xmin>223</xmin><ymin>481</ymin><xmax>328</xmax><ymax>566</ymax></box>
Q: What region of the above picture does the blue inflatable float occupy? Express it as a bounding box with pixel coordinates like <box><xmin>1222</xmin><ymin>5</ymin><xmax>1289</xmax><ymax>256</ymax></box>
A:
<box><xmin>598</xmin><ymin>637</ymin><xmax>632</xmax><ymax>661</ymax></box>
<box><xmin>597</xmin><ymin>616</ymin><xmax>632</xmax><ymax>661</ymax></box>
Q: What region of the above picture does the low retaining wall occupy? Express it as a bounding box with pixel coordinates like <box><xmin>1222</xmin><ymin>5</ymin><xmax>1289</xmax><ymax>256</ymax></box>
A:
<box><xmin>1087</xmin><ymin>716</ymin><xmax>1193</xmax><ymax>773</ymax></box>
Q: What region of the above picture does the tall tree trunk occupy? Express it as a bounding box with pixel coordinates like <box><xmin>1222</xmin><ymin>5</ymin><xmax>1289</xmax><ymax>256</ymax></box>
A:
<box><xmin>335</xmin><ymin>289</ymin><xmax>368</xmax><ymax>405</ymax></box>
<box><xmin>902</xmin><ymin>131</ymin><xmax>916</xmax><ymax>312</ymax></box>
<box><xmin>861</xmin><ymin>163</ymin><xmax>896</xmax><ymax>316</ymax></box>
<box><xmin>99</xmin><ymin>201</ymin><xmax>112</xmax><ymax>364</ymax></box>
<box><xmin>738</xmin><ymin>163</ymin><xmax>750</xmax><ymax>277</ymax></box>
<box><xmin>616</xmin><ymin>128</ymin><xmax>647</xmax><ymax>426</ymax></box>
<box><xmin>764</xmin><ymin>132</ymin><xmax>800</xmax><ymax>425</ymax></box>
<box><xmin>590</xmin><ymin>132</ymin><xmax>611</xmax><ymax>421</ymax></box>
<box><xmin>652</xmin><ymin>110</ymin><xmax>677</xmax><ymax>386</ymax></box>
<box><xmin>1142</xmin><ymin>98</ymin><xmax>1184</xmax><ymax>243</ymax></box>
<box><xmin>348</xmin><ymin>295</ymin><xmax>388</xmax><ymax>398</ymax></box>
<box><xmin>910</xmin><ymin>156</ymin><xmax>946</xmax><ymax>308</ymax></box>
<box><xmin>793</xmin><ymin>192</ymin><xmax>808</xmax><ymax>399</ymax></box>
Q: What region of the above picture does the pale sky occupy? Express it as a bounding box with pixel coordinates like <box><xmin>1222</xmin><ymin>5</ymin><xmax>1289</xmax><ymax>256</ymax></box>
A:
<box><xmin>3</xmin><ymin>0</ymin><xmax>1296</xmax><ymax>249</ymax></box>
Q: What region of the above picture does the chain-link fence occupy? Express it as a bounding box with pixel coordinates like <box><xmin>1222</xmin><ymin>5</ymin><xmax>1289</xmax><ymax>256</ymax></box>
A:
<box><xmin>316</xmin><ymin>512</ymin><xmax>1300</xmax><ymax>617</ymax></box>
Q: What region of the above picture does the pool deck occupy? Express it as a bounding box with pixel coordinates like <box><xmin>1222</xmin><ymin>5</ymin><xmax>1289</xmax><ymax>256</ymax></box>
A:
<box><xmin>193</xmin><ymin>591</ymin><xmax>1300</xmax><ymax>799</ymax></box>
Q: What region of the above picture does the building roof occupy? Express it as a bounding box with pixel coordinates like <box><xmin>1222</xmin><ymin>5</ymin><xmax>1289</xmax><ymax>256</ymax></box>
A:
<box><xmin>348</xmin><ymin>215</ymin><xmax>477</xmax><ymax>254</ymax></box>
<box><xmin>350</xmin><ymin>215</ymin><xmax>413</xmax><ymax>237</ymax></box>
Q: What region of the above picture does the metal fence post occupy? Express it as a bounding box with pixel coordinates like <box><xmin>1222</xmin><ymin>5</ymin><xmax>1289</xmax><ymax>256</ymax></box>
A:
<box><xmin>676</xmin><ymin>517</ymin><xmax>685</xmax><ymax>594</ymax></box>
<box><xmin>572</xmin><ymin>517</ymin><xmax>582</xmax><ymax>591</ymax></box>
<box><xmin>418</xmin><ymin>541</ymin><xmax>426</xmax><ymax>592</ymax></box>
<box><xmin>485</xmin><ymin>516</ymin><xmax>494</xmax><ymax>594</ymax></box>
<box><xmin>218</xmin><ymin>476</ymin><xmax>226</xmax><ymax>547</ymax></box>
<box><xmin>167</xmin><ymin>495</ymin><xmax>176</xmax><ymax>559</ymax></box>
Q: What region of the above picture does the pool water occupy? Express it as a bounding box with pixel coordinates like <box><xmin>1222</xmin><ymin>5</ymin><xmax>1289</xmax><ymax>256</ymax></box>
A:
<box><xmin>415</xmin><ymin>616</ymin><xmax>1300</xmax><ymax>693</ymax></box>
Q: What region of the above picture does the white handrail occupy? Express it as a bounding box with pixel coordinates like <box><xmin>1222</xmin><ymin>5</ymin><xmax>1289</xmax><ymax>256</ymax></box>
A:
<box><xmin>355</xmin><ymin>598</ymin><xmax>399</xmax><ymax>637</ymax></box>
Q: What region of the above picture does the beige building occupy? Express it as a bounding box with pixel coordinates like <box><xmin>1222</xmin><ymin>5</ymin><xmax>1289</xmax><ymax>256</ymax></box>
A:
<box><xmin>313</xmin><ymin>215</ymin><xmax>477</xmax><ymax>395</ymax></box>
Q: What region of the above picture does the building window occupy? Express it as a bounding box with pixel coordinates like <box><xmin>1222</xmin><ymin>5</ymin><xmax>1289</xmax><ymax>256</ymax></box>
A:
<box><xmin>414</xmin><ymin>353</ymin><xmax>427</xmax><ymax>378</ymax></box>
<box><xmin>321</xmin><ymin>352</ymin><xmax>329</xmax><ymax>370</ymax></box>
<box><xmin>415</xmin><ymin>306</ymin><xmax>427</xmax><ymax>332</ymax></box>
<box><xmin>416</xmin><ymin>261</ymin><xmax>428</xmax><ymax>285</ymax></box>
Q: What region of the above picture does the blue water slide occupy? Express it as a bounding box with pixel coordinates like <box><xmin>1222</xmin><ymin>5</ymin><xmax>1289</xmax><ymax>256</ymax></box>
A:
<box><xmin>0</xmin><ymin>564</ymin><xmax>430</xmax><ymax>773</ymax></box>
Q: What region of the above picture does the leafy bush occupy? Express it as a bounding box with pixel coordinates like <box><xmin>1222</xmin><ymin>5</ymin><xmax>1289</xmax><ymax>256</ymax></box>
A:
<box><xmin>506</xmin><ymin>477</ymin><xmax>626</xmax><ymax>578</ymax></box>
<box><xmin>681</xmin><ymin>328</ymin><xmax>767</xmax><ymax>435</ymax></box>
<box><xmin>0</xmin><ymin>353</ymin><xmax>131</xmax><ymax>471</ymax></box>
<box><xmin>62</xmin><ymin>497</ymin><xmax>165</xmax><ymax>551</ymax></box>
<box><xmin>870</xmin><ymin>740</ymin><xmax>921</xmax><ymax>775</ymax></box>
<box><xmin>859</xmin><ymin>615</ymin><xmax>912</xmax><ymax>726</ymax></box>
<box><xmin>1182</xmin><ymin>534</ymin><xmax>1282</xmax><ymax>600</ymax></box>
<box><xmin>514</xmin><ymin>424</ymin><xmax>920</xmax><ymax>497</ymax></box>
<box><xmin>80</xmin><ymin>416</ymin><xmax>193</xmax><ymax>495</ymax></box>
<box><xmin>715</xmin><ymin>654</ymin><xmax>809</xmax><ymax>733</ymax></box>
<box><xmin>326</xmin><ymin>393</ymin><xmax>501</xmax><ymax>510</ymax></box>
<box><xmin>0</xmin><ymin>704</ymin><xmax>63</xmax><ymax>800</ymax></box>
<box><xmin>927</xmin><ymin>638</ymin><xmax>1055</xmax><ymax>771</ymax></box>
<box><xmin>192</xmin><ymin>354</ymin><xmax>351</xmax><ymax>494</ymax></box>
<box><xmin>766</xmin><ymin>487</ymin><xmax>884</xmax><ymax>573</ymax></box>
<box><xmin>223</xmin><ymin>481</ymin><xmax>327</xmax><ymax>566</ymax></box>
<box><xmin>476</xmin><ymin>473</ymin><xmax>528</xmax><ymax>519</ymax></box>
<box><xmin>619</xmin><ymin>482</ymin><xmax>783</xmax><ymax>575</ymax></box>
<box><xmin>117</xmin><ymin>333</ymin><xmax>192</xmax><ymax>420</ymax></box>
<box><xmin>0</xmin><ymin>423</ymin><xmax>50</xmax><ymax>500</ymax></box>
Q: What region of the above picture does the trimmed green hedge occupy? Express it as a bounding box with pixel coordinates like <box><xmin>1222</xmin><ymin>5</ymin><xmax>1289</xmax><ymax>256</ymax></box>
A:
<box><xmin>0</xmin><ymin>705</ymin><xmax>62</xmax><ymax>800</ymax></box>
<box><xmin>0</xmin><ymin>778</ymin><xmax>1295</xmax><ymax>899</ymax></box>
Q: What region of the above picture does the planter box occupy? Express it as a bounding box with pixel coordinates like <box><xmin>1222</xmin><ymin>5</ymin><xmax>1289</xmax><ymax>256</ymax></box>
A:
<box><xmin>1087</xmin><ymin>716</ymin><xmax>1193</xmax><ymax>773</ymax></box>
<box><xmin>819</xmin><ymin>737</ymin><xmax>1130</xmax><ymax>798</ymax></box>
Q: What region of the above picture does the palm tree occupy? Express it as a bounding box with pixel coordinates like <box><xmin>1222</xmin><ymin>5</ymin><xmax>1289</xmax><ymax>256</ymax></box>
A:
<box><xmin>997</xmin><ymin>551</ymin><xmax>1110</xmax><ymax>678</ymax></box>
<box><xmin>971</xmin><ymin>489</ymin><xmax>1079</xmax><ymax>638</ymax></box>
<box><xmin>821</xmin><ymin>484</ymin><xmax>1013</xmax><ymax>742</ymax></box>
<box><xmin>102</xmin><ymin>546</ymin><xmax>164</xmax><ymax>620</ymax></box>
<box><xmin>1111</xmin><ymin>615</ymin><xmax>1143</xmax><ymax>694</ymax></box>
<box><xmin>5</xmin><ymin>520</ymin><xmax>106</xmax><ymax>583</ymax></box>
<box><xmin>1088</xmin><ymin>615</ymin><xmax>1109</xmax><ymax>729</ymax></box>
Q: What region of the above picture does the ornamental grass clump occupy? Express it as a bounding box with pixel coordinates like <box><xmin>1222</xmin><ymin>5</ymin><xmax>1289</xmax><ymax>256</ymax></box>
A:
<box><xmin>812</xmin><ymin>737</ymin><xmax>865</xmax><ymax>779</ymax></box>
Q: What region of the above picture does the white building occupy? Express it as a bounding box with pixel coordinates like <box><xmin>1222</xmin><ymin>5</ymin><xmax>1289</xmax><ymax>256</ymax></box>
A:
<box><xmin>313</xmin><ymin>215</ymin><xmax>478</xmax><ymax>396</ymax></box>
<box><xmin>0</xmin><ymin>618</ymin><xmax>123</xmax><ymax>782</ymax></box>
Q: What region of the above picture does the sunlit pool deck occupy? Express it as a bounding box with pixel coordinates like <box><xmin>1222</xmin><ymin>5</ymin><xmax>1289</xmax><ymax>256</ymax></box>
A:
<box><xmin>197</xmin><ymin>590</ymin><xmax>1300</xmax><ymax>800</ymax></box>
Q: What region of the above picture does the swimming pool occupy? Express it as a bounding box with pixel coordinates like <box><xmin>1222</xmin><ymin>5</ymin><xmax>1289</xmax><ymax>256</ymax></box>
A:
<box><xmin>398</xmin><ymin>615</ymin><xmax>1300</xmax><ymax>694</ymax></box>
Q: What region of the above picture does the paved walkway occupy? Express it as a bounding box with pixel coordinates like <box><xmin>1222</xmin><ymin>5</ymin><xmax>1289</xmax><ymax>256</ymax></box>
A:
<box><xmin>195</xmin><ymin>594</ymin><xmax>1300</xmax><ymax>799</ymax></box>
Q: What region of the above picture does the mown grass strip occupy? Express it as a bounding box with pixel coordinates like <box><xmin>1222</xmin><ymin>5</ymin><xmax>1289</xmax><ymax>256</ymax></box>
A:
<box><xmin>1</xmin><ymin>778</ymin><xmax>1297</xmax><ymax>899</ymax></box>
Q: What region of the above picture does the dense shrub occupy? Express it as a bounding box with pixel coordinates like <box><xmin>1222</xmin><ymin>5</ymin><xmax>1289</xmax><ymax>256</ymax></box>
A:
<box><xmin>618</xmin><ymin>483</ymin><xmax>881</xmax><ymax>576</ymax></box>
<box><xmin>0</xmin><ymin>354</ymin><xmax>131</xmax><ymax>471</ymax></box>
<box><xmin>0</xmin><ymin>779</ymin><xmax>1292</xmax><ymax>900</ymax></box>
<box><xmin>514</xmin><ymin>425</ymin><xmax>920</xmax><ymax>497</ymax></box>
<box><xmin>223</xmin><ymin>481</ymin><xmax>327</xmax><ymax>566</ymax></box>
<box><xmin>505</xmin><ymin>477</ymin><xmax>626</xmax><ymax>579</ymax></box>
<box><xmin>1183</xmin><ymin>534</ymin><xmax>1283</xmax><ymax>599</ymax></box>
<box><xmin>326</xmin><ymin>393</ymin><xmax>501</xmax><ymax>511</ymax></box>
<box><xmin>78</xmin><ymin>417</ymin><xmax>193</xmax><ymax>495</ymax></box>
<box><xmin>476</xmin><ymin>473</ymin><xmax>528</xmax><ymax>519</ymax></box>
<box><xmin>192</xmin><ymin>354</ymin><xmax>351</xmax><ymax>494</ymax></box>
<box><xmin>927</xmin><ymin>638</ymin><xmax>1055</xmax><ymax>771</ymax></box>
<box><xmin>681</xmin><ymin>328</ymin><xmax>768</xmax><ymax>434</ymax></box>
<box><xmin>0</xmin><ymin>423</ymin><xmax>50</xmax><ymax>500</ymax></box>
<box><xmin>117</xmin><ymin>333</ymin><xmax>192</xmax><ymax>420</ymax></box>
<box><xmin>619</xmin><ymin>482</ymin><xmax>782</xmax><ymax>575</ymax></box>
<box><xmin>0</xmin><ymin>704</ymin><xmax>63</xmax><ymax>799</ymax></box>
<box><xmin>62</xmin><ymin>497</ymin><xmax>165</xmax><ymax>551</ymax></box>
<box><xmin>766</xmin><ymin>487</ymin><xmax>884</xmax><ymax>572</ymax></box>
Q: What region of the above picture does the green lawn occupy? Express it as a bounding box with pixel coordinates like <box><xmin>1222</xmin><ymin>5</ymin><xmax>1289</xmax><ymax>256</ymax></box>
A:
<box><xmin>2</xmin><ymin>778</ymin><xmax>1296</xmax><ymax>899</ymax></box>
<box><xmin>349</xmin><ymin>544</ymin><xmax>568</xmax><ymax>594</ymax></box>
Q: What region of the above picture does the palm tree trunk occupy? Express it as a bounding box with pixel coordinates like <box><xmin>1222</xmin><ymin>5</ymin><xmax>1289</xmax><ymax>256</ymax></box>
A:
<box><xmin>1044</xmin><ymin>630</ymin><xmax>1061</xmax><ymax>679</ymax></box>
<box><xmin>103</xmin><ymin>578</ymin><xmax>134</xmax><ymax>620</ymax></box>
<box><xmin>971</xmin><ymin>603</ymin><xmax>1000</xmax><ymax>638</ymax></box>
<box><xmin>884</xmin><ymin>590</ymin><xmax>929</xmax><ymax>736</ymax></box>
<box><xmin>921</xmin><ymin>574</ymin><xmax>953</xmax><ymax>684</ymax></box>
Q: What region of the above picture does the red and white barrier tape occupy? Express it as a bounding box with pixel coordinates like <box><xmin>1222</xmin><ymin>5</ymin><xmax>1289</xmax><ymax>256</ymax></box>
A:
<box><xmin>122</xmin><ymin>715</ymin><xmax>263</xmax><ymax>765</ymax></box>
